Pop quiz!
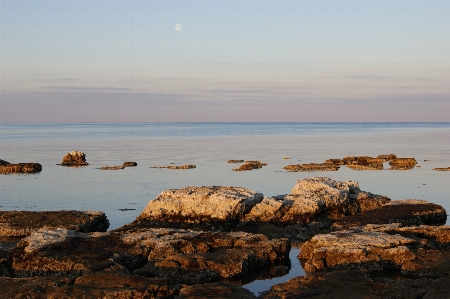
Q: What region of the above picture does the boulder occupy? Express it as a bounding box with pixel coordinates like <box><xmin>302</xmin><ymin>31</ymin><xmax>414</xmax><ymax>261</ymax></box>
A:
<box><xmin>60</xmin><ymin>151</ymin><xmax>89</xmax><ymax>166</ymax></box>
<box><xmin>123</xmin><ymin>162</ymin><xmax>137</xmax><ymax>167</ymax></box>
<box><xmin>244</xmin><ymin>177</ymin><xmax>390</xmax><ymax>225</ymax></box>
<box><xmin>233</xmin><ymin>161</ymin><xmax>267</xmax><ymax>171</ymax></box>
<box><xmin>136</xmin><ymin>186</ymin><xmax>263</xmax><ymax>228</ymax></box>
<box><xmin>0</xmin><ymin>163</ymin><xmax>42</xmax><ymax>174</ymax></box>
<box><xmin>0</xmin><ymin>211</ymin><xmax>109</xmax><ymax>237</ymax></box>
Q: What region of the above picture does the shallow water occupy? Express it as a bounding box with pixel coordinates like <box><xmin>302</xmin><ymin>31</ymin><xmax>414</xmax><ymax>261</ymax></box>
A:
<box><xmin>1</xmin><ymin>122</ymin><xmax>449</xmax><ymax>292</ymax></box>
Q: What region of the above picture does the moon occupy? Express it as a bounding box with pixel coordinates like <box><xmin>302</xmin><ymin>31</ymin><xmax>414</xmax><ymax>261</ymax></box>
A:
<box><xmin>175</xmin><ymin>23</ymin><xmax>182</xmax><ymax>31</ymax></box>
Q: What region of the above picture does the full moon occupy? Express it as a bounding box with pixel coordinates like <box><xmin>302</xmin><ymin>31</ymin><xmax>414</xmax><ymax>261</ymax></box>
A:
<box><xmin>175</xmin><ymin>23</ymin><xmax>182</xmax><ymax>31</ymax></box>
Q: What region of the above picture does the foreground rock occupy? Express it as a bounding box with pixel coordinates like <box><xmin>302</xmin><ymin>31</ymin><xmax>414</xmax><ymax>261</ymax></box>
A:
<box><xmin>59</xmin><ymin>151</ymin><xmax>89</xmax><ymax>166</ymax></box>
<box><xmin>0</xmin><ymin>162</ymin><xmax>42</xmax><ymax>174</ymax></box>
<box><xmin>283</xmin><ymin>163</ymin><xmax>340</xmax><ymax>172</ymax></box>
<box><xmin>0</xmin><ymin>211</ymin><xmax>109</xmax><ymax>237</ymax></box>
<box><xmin>136</xmin><ymin>186</ymin><xmax>263</xmax><ymax>229</ymax></box>
<box><xmin>232</xmin><ymin>161</ymin><xmax>267</xmax><ymax>171</ymax></box>
<box><xmin>299</xmin><ymin>223</ymin><xmax>450</xmax><ymax>278</ymax></box>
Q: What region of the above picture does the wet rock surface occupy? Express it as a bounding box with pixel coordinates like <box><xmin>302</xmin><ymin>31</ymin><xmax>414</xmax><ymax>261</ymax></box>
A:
<box><xmin>100</xmin><ymin>166</ymin><xmax>125</xmax><ymax>170</ymax></box>
<box><xmin>232</xmin><ymin>161</ymin><xmax>267</xmax><ymax>171</ymax></box>
<box><xmin>283</xmin><ymin>163</ymin><xmax>340</xmax><ymax>172</ymax></box>
<box><xmin>0</xmin><ymin>162</ymin><xmax>42</xmax><ymax>174</ymax></box>
<box><xmin>123</xmin><ymin>161</ymin><xmax>138</xmax><ymax>167</ymax></box>
<box><xmin>60</xmin><ymin>151</ymin><xmax>89</xmax><ymax>166</ymax></box>
<box><xmin>433</xmin><ymin>166</ymin><xmax>450</xmax><ymax>171</ymax></box>
<box><xmin>151</xmin><ymin>165</ymin><xmax>196</xmax><ymax>169</ymax></box>
<box><xmin>389</xmin><ymin>158</ymin><xmax>417</xmax><ymax>170</ymax></box>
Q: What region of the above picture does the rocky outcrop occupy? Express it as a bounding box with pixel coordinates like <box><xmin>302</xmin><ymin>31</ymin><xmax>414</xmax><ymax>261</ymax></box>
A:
<box><xmin>0</xmin><ymin>162</ymin><xmax>42</xmax><ymax>174</ymax></box>
<box><xmin>0</xmin><ymin>211</ymin><xmax>109</xmax><ymax>237</ymax></box>
<box><xmin>334</xmin><ymin>199</ymin><xmax>447</xmax><ymax>229</ymax></box>
<box><xmin>244</xmin><ymin>177</ymin><xmax>390</xmax><ymax>225</ymax></box>
<box><xmin>232</xmin><ymin>161</ymin><xmax>267</xmax><ymax>171</ymax></box>
<box><xmin>228</xmin><ymin>160</ymin><xmax>245</xmax><ymax>163</ymax></box>
<box><xmin>136</xmin><ymin>186</ymin><xmax>263</xmax><ymax>228</ymax></box>
<box><xmin>0</xmin><ymin>159</ymin><xmax>11</xmax><ymax>166</ymax></box>
<box><xmin>283</xmin><ymin>163</ymin><xmax>340</xmax><ymax>172</ymax></box>
<box><xmin>100</xmin><ymin>166</ymin><xmax>125</xmax><ymax>170</ymax></box>
<box><xmin>60</xmin><ymin>151</ymin><xmax>89</xmax><ymax>166</ymax></box>
<box><xmin>389</xmin><ymin>157</ymin><xmax>417</xmax><ymax>170</ymax></box>
<box><xmin>299</xmin><ymin>223</ymin><xmax>450</xmax><ymax>277</ymax></box>
<box><xmin>180</xmin><ymin>282</ymin><xmax>256</xmax><ymax>299</ymax></box>
<box><xmin>123</xmin><ymin>162</ymin><xmax>137</xmax><ymax>167</ymax></box>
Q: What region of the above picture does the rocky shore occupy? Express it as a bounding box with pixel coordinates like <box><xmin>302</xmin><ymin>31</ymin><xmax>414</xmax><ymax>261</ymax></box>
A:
<box><xmin>1</xmin><ymin>177</ymin><xmax>449</xmax><ymax>298</ymax></box>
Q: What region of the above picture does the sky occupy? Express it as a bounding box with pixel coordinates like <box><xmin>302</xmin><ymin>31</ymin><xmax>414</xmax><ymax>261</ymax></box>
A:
<box><xmin>1</xmin><ymin>0</ymin><xmax>449</xmax><ymax>122</ymax></box>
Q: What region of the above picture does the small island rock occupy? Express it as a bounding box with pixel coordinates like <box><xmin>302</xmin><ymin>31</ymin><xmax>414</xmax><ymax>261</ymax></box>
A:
<box><xmin>60</xmin><ymin>151</ymin><xmax>89</xmax><ymax>166</ymax></box>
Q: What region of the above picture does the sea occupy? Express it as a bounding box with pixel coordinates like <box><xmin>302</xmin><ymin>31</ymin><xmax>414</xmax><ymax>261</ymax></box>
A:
<box><xmin>1</xmin><ymin>122</ymin><xmax>449</xmax><ymax>294</ymax></box>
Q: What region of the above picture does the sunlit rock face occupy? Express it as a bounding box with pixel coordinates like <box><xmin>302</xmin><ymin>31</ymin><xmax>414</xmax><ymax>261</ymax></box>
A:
<box><xmin>0</xmin><ymin>162</ymin><xmax>42</xmax><ymax>174</ymax></box>
<box><xmin>60</xmin><ymin>151</ymin><xmax>89</xmax><ymax>166</ymax></box>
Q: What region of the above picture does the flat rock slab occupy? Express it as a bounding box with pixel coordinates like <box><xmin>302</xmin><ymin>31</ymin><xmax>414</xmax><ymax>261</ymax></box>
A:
<box><xmin>283</xmin><ymin>163</ymin><xmax>340</xmax><ymax>172</ymax></box>
<box><xmin>0</xmin><ymin>211</ymin><xmax>109</xmax><ymax>237</ymax></box>
<box><xmin>0</xmin><ymin>163</ymin><xmax>42</xmax><ymax>174</ymax></box>
<box><xmin>299</xmin><ymin>223</ymin><xmax>450</xmax><ymax>278</ymax></box>
<box><xmin>334</xmin><ymin>199</ymin><xmax>447</xmax><ymax>229</ymax></box>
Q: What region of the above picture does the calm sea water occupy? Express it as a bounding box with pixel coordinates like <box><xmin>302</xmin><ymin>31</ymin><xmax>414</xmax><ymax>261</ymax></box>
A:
<box><xmin>1</xmin><ymin>122</ymin><xmax>449</xmax><ymax>293</ymax></box>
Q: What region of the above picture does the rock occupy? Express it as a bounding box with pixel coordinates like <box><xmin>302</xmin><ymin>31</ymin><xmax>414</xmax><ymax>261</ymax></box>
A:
<box><xmin>325</xmin><ymin>159</ymin><xmax>345</xmax><ymax>165</ymax></box>
<box><xmin>377</xmin><ymin>154</ymin><xmax>397</xmax><ymax>161</ymax></box>
<box><xmin>283</xmin><ymin>163</ymin><xmax>340</xmax><ymax>172</ymax></box>
<box><xmin>389</xmin><ymin>158</ymin><xmax>417</xmax><ymax>170</ymax></box>
<box><xmin>244</xmin><ymin>177</ymin><xmax>390</xmax><ymax>225</ymax></box>
<box><xmin>228</xmin><ymin>160</ymin><xmax>245</xmax><ymax>163</ymax></box>
<box><xmin>123</xmin><ymin>162</ymin><xmax>137</xmax><ymax>167</ymax></box>
<box><xmin>434</xmin><ymin>167</ymin><xmax>450</xmax><ymax>171</ymax></box>
<box><xmin>60</xmin><ymin>151</ymin><xmax>89</xmax><ymax>166</ymax></box>
<box><xmin>179</xmin><ymin>282</ymin><xmax>256</xmax><ymax>299</ymax></box>
<box><xmin>232</xmin><ymin>161</ymin><xmax>267</xmax><ymax>171</ymax></box>
<box><xmin>299</xmin><ymin>223</ymin><xmax>450</xmax><ymax>278</ymax></box>
<box><xmin>0</xmin><ymin>159</ymin><xmax>11</xmax><ymax>166</ymax></box>
<box><xmin>0</xmin><ymin>211</ymin><xmax>109</xmax><ymax>237</ymax></box>
<box><xmin>0</xmin><ymin>163</ymin><xmax>42</xmax><ymax>174</ymax></box>
<box><xmin>334</xmin><ymin>199</ymin><xmax>447</xmax><ymax>229</ymax></box>
<box><xmin>151</xmin><ymin>165</ymin><xmax>196</xmax><ymax>169</ymax></box>
<box><xmin>346</xmin><ymin>163</ymin><xmax>384</xmax><ymax>170</ymax></box>
<box><xmin>100</xmin><ymin>166</ymin><xmax>125</xmax><ymax>170</ymax></box>
<box><xmin>136</xmin><ymin>186</ymin><xmax>263</xmax><ymax>228</ymax></box>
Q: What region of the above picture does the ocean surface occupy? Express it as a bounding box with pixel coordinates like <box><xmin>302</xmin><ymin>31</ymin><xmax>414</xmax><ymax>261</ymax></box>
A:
<box><xmin>1</xmin><ymin>122</ymin><xmax>449</xmax><ymax>293</ymax></box>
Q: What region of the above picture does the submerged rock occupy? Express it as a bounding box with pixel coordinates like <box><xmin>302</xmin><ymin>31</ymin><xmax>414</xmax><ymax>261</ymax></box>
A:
<box><xmin>232</xmin><ymin>161</ymin><xmax>267</xmax><ymax>171</ymax></box>
<box><xmin>0</xmin><ymin>211</ymin><xmax>109</xmax><ymax>237</ymax></box>
<box><xmin>151</xmin><ymin>164</ymin><xmax>196</xmax><ymax>169</ymax></box>
<box><xmin>99</xmin><ymin>166</ymin><xmax>125</xmax><ymax>170</ymax></box>
<box><xmin>0</xmin><ymin>163</ymin><xmax>42</xmax><ymax>174</ymax></box>
<box><xmin>60</xmin><ymin>151</ymin><xmax>89</xmax><ymax>166</ymax></box>
<box><xmin>434</xmin><ymin>167</ymin><xmax>450</xmax><ymax>171</ymax></box>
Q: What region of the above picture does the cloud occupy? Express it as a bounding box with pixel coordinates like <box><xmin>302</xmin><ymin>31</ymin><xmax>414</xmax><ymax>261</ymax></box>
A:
<box><xmin>41</xmin><ymin>86</ymin><xmax>139</xmax><ymax>92</ymax></box>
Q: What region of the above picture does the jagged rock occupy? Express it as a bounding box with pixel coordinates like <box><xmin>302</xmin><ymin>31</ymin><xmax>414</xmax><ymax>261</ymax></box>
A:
<box><xmin>0</xmin><ymin>159</ymin><xmax>11</xmax><ymax>166</ymax></box>
<box><xmin>325</xmin><ymin>159</ymin><xmax>345</xmax><ymax>165</ymax></box>
<box><xmin>283</xmin><ymin>163</ymin><xmax>340</xmax><ymax>172</ymax></box>
<box><xmin>0</xmin><ymin>211</ymin><xmax>109</xmax><ymax>237</ymax></box>
<box><xmin>244</xmin><ymin>177</ymin><xmax>390</xmax><ymax>225</ymax></box>
<box><xmin>377</xmin><ymin>154</ymin><xmax>397</xmax><ymax>161</ymax></box>
<box><xmin>60</xmin><ymin>151</ymin><xmax>89</xmax><ymax>166</ymax></box>
<box><xmin>334</xmin><ymin>199</ymin><xmax>447</xmax><ymax>229</ymax></box>
<box><xmin>0</xmin><ymin>163</ymin><xmax>42</xmax><ymax>174</ymax></box>
<box><xmin>136</xmin><ymin>186</ymin><xmax>263</xmax><ymax>228</ymax></box>
<box><xmin>100</xmin><ymin>166</ymin><xmax>125</xmax><ymax>170</ymax></box>
<box><xmin>227</xmin><ymin>160</ymin><xmax>245</xmax><ymax>163</ymax></box>
<box><xmin>299</xmin><ymin>223</ymin><xmax>450</xmax><ymax>278</ymax></box>
<box><xmin>123</xmin><ymin>162</ymin><xmax>137</xmax><ymax>167</ymax></box>
<box><xmin>434</xmin><ymin>167</ymin><xmax>450</xmax><ymax>171</ymax></box>
<box><xmin>232</xmin><ymin>161</ymin><xmax>267</xmax><ymax>171</ymax></box>
<box><xmin>389</xmin><ymin>158</ymin><xmax>417</xmax><ymax>170</ymax></box>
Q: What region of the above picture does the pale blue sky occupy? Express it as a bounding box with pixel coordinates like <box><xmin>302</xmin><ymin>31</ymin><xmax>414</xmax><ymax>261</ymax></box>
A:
<box><xmin>1</xmin><ymin>0</ymin><xmax>449</xmax><ymax>122</ymax></box>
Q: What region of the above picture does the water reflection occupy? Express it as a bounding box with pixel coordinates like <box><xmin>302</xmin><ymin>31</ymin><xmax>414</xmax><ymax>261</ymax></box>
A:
<box><xmin>243</xmin><ymin>244</ymin><xmax>305</xmax><ymax>296</ymax></box>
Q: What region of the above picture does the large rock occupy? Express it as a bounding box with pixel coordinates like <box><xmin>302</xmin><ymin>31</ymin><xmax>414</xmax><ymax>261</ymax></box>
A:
<box><xmin>244</xmin><ymin>177</ymin><xmax>390</xmax><ymax>225</ymax></box>
<box><xmin>389</xmin><ymin>157</ymin><xmax>417</xmax><ymax>170</ymax></box>
<box><xmin>60</xmin><ymin>151</ymin><xmax>89</xmax><ymax>166</ymax></box>
<box><xmin>137</xmin><ymin>186</ymin><xmax>263</xmax><ymax>228</ymax></box>
<box><xmin>0</xmin><ymin>211</ymin><xmax>109</xmax><ymax>237</ymax></box>
<box><xmin>232</xmin><ymin>161</ymin><xmax>267</xmax><ymax>171</ymax></box>
<box><xmin>0</xmin><ymin>162</ymin><xmax>42</xmax><ymax>174</ymax></box>
<box><xmin>299</xmin><ymin>223</ymin><xmax>450</xmax><ymax>278</ymax></box>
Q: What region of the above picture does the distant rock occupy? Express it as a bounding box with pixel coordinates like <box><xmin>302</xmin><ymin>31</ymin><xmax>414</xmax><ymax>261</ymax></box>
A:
<box><xmin>100</xmin><ymin>166</ymin><xmax>125</xmax><ymax>170</ymax></box>
<box><xmin>434</xmin><ymin>167</ymin><xmax>450</xmax><ymax>171</ymax></box>
<box><xmin>227</xmin><ymin>160</ymin><xmax>245</xmax><ymax>163</ymax></box>
<box><xmin>60</xmin><ymin>151</ymin><xmax>89</xmax><ymax>166</ymax></box>
<box><xmin>0</xmin><ymin>211</ymin><xmax>109</xmax><ymax>237</ymax></box>
<box><xmin>389</xmin><ymin>158</ymin><xmax>417</xmax><ymax>170</ymax></box>
<box><xmin>283</xmin><ymin>163</ymin><xmax>340</xmax><ymax>172</ymax></box>
<box><xmin>0</xmin><ymin>162</ymin><xmax>42</xmax><ymax>174</ymax></box>
<box><xmin>151</xmin><ymin>164</ymin><xmax>196</xmax><ymax>169</ymax></box>
<box><xmin>0</xmin><ymin>159</ymin><xmax>10</xmax><ymax>166</ymax></box>
<box><xmin>232</xmin><ymin>161</ymin><xmax>267</xmax><ymax>171</ymax></box>
<box><xmin>324</xmin><ymin>159</ymin><xmax>345</xmax><ymax>165</ymax></box>
<box><xmin>122</xmin><ymin>162</ymin><xmax>137</xmax><ymax>167</ymax></box>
